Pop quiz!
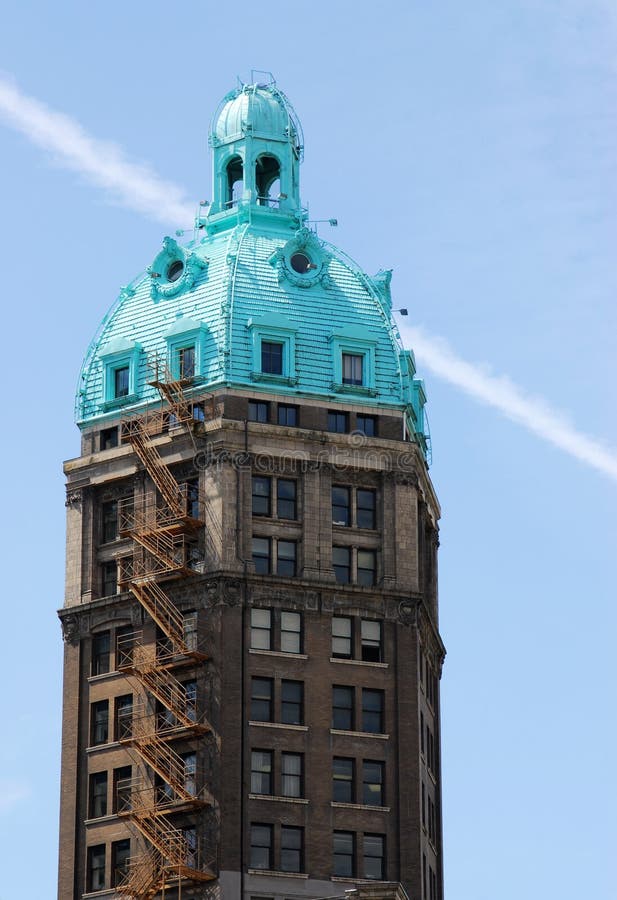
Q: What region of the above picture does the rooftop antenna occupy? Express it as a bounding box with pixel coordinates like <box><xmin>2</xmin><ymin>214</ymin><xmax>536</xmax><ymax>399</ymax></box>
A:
<box><xmin>251</xmin><ymin>69</ymin><xmax>276</xmax><ymax>86</ymax></box>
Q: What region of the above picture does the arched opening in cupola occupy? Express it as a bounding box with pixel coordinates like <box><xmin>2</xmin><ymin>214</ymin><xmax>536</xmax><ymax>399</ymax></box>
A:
<box><xmin>226</xmin><ymin>156</ymin><xmax>244</xmax><ymax>208</ymax></box>
<box><xmin>255</xmin><ymin>154</ymin><xmax>281</xmax><ymax>207</ymax></box>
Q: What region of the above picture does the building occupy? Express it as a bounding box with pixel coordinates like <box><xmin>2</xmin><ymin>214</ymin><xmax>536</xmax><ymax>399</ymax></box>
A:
<box><xmin>58</xmin><ymin>78</ymin><xmax>445</xmax><ymax>900</ymax></box>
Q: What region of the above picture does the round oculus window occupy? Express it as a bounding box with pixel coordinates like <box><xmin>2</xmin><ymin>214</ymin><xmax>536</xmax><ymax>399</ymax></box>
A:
<box><xmin>290</xmin><ymin>252</ymin><xmax>313</xmax><ymax>274</ymax></box>
<box><xmin>167</xmin><ymin>259</ymin><xmax>184</xmax><ymax>283</ymax></box>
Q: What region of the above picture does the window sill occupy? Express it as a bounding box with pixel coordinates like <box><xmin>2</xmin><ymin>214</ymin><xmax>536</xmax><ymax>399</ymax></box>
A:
<box><xmin>249</xmin><ymin>721</ymin><xmax>308</xmax><ymax>732</ymax></box>
<box><xmin>248</xmin><ymin>869</ymin><xmax>309</xmax><ymax>879</ymax></box>
<box><xmin>330</xmin><ymin>729</ymin><xmax>389</xmax><ymax>740</ymax></box>
<box><xmin>331</xmin><ymin>877</ymin><xmax>387</xmax><ymax>885</ymax></box>
<box><xmin>330</xmin><ymin>658</ymin><xmax>388</xmax><ymax>669</ymax></box>
<box><xmin>86</xmin><ymin>741</ymin><xmax>122</xmax><ymax>754</ymax></box>
<box><xmin>331</xmin><ymin>382</ymin><xmax>378</xmax><ymax>397</ymax></box>
<box><xmin>84</xmin><ymin>814</ymin><xmax>120</xmax><ymax>826</ymax></box>
<box><xmin>249</xmin><ymin>794</ymin><xmax>309</xmax><ymax>805</ymax></box>
<box><xmin>82</xmin><ymin>891</ymin><xmax>116</xmax><ymax>898</ymax></box>
<box><xmin>87</xmin><ymin>670</ymin><xmax>124</xmax><ymax>684</ymax></box>
<box><xmin>249</xmin><ymin>649</ymin><xmax>308</xmax><ymax>661</ymax></box>
<box><xmin>251</xmin><ymin>372</ymin><xmax>299</xmax><ymax>387</ymax></box>
<box><xmin>101</xmin><ymin>393</ymin><xmax>139</xmax><ymax>411</ymax></box>
<box><xmin>331</xmin><ymin>802</ymin><xmax>390</xmax><ymax>812</ymax></box>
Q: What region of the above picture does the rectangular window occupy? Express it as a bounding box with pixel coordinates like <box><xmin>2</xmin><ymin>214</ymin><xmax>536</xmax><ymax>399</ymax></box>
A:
<box><xmin>92</xmin><ymin>631</ymin><xmax>111</xmax><ymax>676</ymax></box>
<box><xmin>281</xmin><ymin>680</ymin><xmax>303</xmax><ymax>725</ymax></box>
<box><xmin>328</xmin><ymin>410</ymin><xmax>349</xmax><ymax>433</ymax></box>
<box><xmin>332</xmin><ymin>546</ymin><xmax>351</xmax><ymax>584</ymax></box>
<box><xmin>250</xmin><ymin>608</ymin><xmax>272</xmax><ymax>650</ymax></box>
<box><xmin>101</xmin><ymin>500</ymin><xmax>118</xmax><ymax>543</ymax></box>
<box><xmin>181</xmin><ymin>751</ymin><xmax>197</xmax><ymax>796</ymax></box>
<box><xmin>281</xmin><ymin>825</ymin><xmax>303</xmax><ymax>873</ymax></box>
<box><xmin>251</xmin><ymin>750</ymin><xmax>273</xmax><ymax>795</ymax></box>
<box><xmin>357</xmin><ymin>549</ymin><xmax>377</xmax><ymax>586</ymax></box>
<box><xmin>422</xmin><ymin>781</ymin><xmax>426</xmax><ymax>829</ymax></box>
<box><xmin>342</xmin><ymin>352</ymin><xmax>364</xmax><ymax>385</ymax></box>
<box><xmin>185</xmin><ymin>478</ymin><xmax>200</xmax><ymax>519</ymax></box>
<box><xmin>113</xmin><ymin>765</ymin><xmax>132</xmax><ymax>814</ymax></box>
<box><xmin>332</xmin><ymin>486</ymin><xmax>350</xmax><ymax>526</ymax></box>
<box><xmin>182</xmin><ymin>825</ymin><xmax>198</xmax><ymax>868</ymax></box>
<box><xmin>178</xmin><ymin>345</ymin><xmax>195</xmax><ymax>379</ymax></box>
<box><xmin>115</xmin><ymin>625</ymin><xmax>134</xmax><ymax>669</ymax></box>
<box><xmin>332</xmin><ymin>616</ymin><xmax>352</xmax><ymax>658</ymax></box>
<box><xmin>362</xmin><ymin>689</ymin><xmax>384</xmax><ymax>733</ymax></box>
<box><xmin>332</xmin><ymin>685</ymin><xmax>354</xmax><ymax>731</ymax></box>
<box><xmin>420</xmin><ymin>711</ymin><xmax>425</xmax><ymax>755</ymax></box>
<box><xmin>277</xmin><ymin>403</ymin><xmax>298</xmax><ymax>426</ymax></box>
<box><xmin>429</xmin><ymin>865</ymin><xmax>437</xmax><ymax>900</ymax></box>
<box><xmin>114</xmin><ymin>365</ymin><xmax>130</xmax><ymax>398</ymax></box>
<box><xmin>277</xmin><ymin>540</ymin><xmax>297</xmax><ymax>577</ymax></box>
<box><xmin>252</xmin><ymin>537</ymin><xmax>271</xmax><ymax>574</ymax></box>
<box><xmin>115</xmin><ymin>694</ymin><xmax>133</xmax><ymax>741</ymax></box>
<box><xmin>250</xmin><ymin>823</ymin><xmax>273</xmax><ymax>870</ymax></box>
<box><xmin>356</xmin><ymin>489</ymin><xmax>376</xmax><ymax>529</ymax></box>
<box><xmin>281</xmin><ymin>611</ymin><xmax>302</xmax><ymax>653</ymax></box>
<box><xmin>87</xmin><ymin>844</ymin><xmax>106</xmax><ymax>892</ymax></box>
<box><xmin>248</xmin><ymin>400</ymin><xmax>269</xmax><ymax>423</ymax></box>
<box><xmin>356</xmin><ymin>414</ymin><xmax>376</xmax><ymax>437</ymax></box>
<box><xmin>281</xmin><ymin>752</ymin><xmax>303</xmax><ymax>798</ymax></box>
<box><xmin>90</xmin><ymin>700</ymin><xmax>109</xmax><ymax>746</ymax></box>
<box><xmin>261</xmin><ymin>340</ymin><xmax>283</xmax><ymax>375</ymax></box>
<box><xmin>363</xmin><ymin>833</ymin><xmax>385</xmax><ymax>880</ymax></box>
<box><xmin>333</xmin><ymin>831</ymin><xmax>355</xmax><ymax>878</ymax></box>
<box><xmin>89</xmin><ymin>771</ymin><xmax>108</xmax><ymax>818</ymax></box>
<box><xmin>362</xmin><ymin>760</ymin><xmax>384</xmax><ymax>806</ymax></box>
<box><xmin>183</xmin><ymin>679</ymin><xmax>197</xmax><ymax>722</ymax></box>
<box><xmin>251</xmin><ymin>677</ymin><xmax>273</xmax><ymax>722</ymax></box>
<box><xmin>100</xmin><ymin>426</ymin><xmax>118</xmax><ymax>450</ymax></box>
<box><xmin>333</xmin><ymin>757</ymin><xmax>354</xmax><ymax>803</ymax></box>
<box><xmin>111</xmin><ymin>838</ymin><xmax>131</xmax><ymax>888</ymax></box>
<box><xmin>361</xmin><ymin>620</ymin><xmax>383</xmax><ymax>662</ymax></box>
<box><xmin>423</xmin><ymin>853</ymin><xmax>427</xmax><ymax>900</ymax></box>
<box><xmin>101</xmin><ymin>560</ymin><xmax>118</xmax><ymax>597</ymax></box>
<box><xmin>276</xmin><ymin>479</ymin><xmax>297</xmax><ymax>519</ymax></box>
<box><xmin>252</xmin><ymin>476</ymin><xmax>271</xmax><ymax>517</ymax></box>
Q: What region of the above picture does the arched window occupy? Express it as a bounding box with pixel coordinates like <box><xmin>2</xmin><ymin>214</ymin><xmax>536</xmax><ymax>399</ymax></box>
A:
<box><xmin>255</xmin><ymin>155</ymin><xmax>281</xmax><ymax>207</ymax></box>
<box><xmin>226</xmin><ymin>156</ymin><xmax>244</xmax><ymax>208</ymax></box>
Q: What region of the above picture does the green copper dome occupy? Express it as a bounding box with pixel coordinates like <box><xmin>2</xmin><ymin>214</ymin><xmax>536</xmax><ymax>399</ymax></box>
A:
<box><xmin>76</xmin><ymin>79</ymin><xmax>429</xmax><ymax>459</ymax></box>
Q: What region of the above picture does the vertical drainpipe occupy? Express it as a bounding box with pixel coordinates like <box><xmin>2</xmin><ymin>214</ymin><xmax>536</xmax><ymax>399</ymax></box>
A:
<box><xmin>239</xmin><ymin>417</ymin><xmax>249</xmax><ymax>900</ymax></box>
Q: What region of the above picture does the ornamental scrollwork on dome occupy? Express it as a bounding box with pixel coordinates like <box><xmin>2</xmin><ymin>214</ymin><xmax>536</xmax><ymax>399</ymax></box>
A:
<box><xmin>268</xmin><ymin>227</ymin><xmax>333</xmax><ymax>289</ymax></box>
<box><xmin>148</xmin><ymin>237</ymin><xmax>209</xmax><ymax>301</ymax></box>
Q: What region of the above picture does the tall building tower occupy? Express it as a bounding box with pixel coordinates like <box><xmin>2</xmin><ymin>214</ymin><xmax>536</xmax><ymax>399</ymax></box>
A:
<box><xmin>58</xmin><ymin>79</ymin><xmax>444</xmax><ymax>900</ymax></box>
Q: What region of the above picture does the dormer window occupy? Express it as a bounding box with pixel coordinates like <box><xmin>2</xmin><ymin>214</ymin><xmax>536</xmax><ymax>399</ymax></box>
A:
<box><xmin>342</xmin><ymin>353</ymin><xmax>363</xmax><ymax>386</ymax></box>
<box><xmin>178</xmin><ymin>346</ymin><xmax>195</xmax><ymax>379</ymax></box>
<box><xmin>114</xmin><ymin>366</ymin><xmax>130</xmax><ymax>398</ymax></box>
<box><xmin>256</xmin><ymin>154</ymin><xmax>281</xmax><ymax>207</ymax></box>
<box><xmin>226</xmin><ymin>156</ymin><xmax>244</xmax><ymax>208</ymax></box>
<box><xmin>261</xmin><ymin>341</ymin><xmax>283</xmax><ymax>375</ymax></box>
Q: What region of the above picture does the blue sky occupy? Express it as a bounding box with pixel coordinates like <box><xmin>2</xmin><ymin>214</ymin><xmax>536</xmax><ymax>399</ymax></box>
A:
<box><xmin>0</xmin><ymin>2</ymin><xmax>615</xmax><ymax>898</ymax></box>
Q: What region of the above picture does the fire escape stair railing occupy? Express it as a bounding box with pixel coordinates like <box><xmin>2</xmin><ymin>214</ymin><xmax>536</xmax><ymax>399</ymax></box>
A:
<box><xmin>126</xmin><ymin>580</ymin><xmax>206</xmax><ymax>660</ymax></box>
<box><xmin>116</xmin><ymin>847</ymin><xmax>161</xmax><ymax>900</ymax></box>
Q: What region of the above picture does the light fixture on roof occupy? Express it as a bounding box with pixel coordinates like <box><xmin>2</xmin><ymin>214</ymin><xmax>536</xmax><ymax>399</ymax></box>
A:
<box><xmin>394</xmin><ymin>308</ymin><xmax>408</xmax><ymax>316</ymax></box>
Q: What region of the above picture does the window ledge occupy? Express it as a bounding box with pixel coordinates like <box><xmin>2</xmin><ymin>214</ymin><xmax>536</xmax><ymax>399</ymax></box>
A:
<box><xmin>82</xmin><ymin>892</ymin><xmax>116</xmax><ymax>898</ymax></box>
<box><xmin>331</xmin><ymin>877</ymin><xmax>386</xmax><ymax>885</ymax></box>
<box><xmin>331</xmin><ymin>382</ymin><xmax>378</xmax><ymax>397</ymax></box>
<box><xmin>101</xmin><ymin>393</ymin><xmax>139</xmax><ymax>411</ymax></box>
<box><xmin>331</xmin><ymin>802</ymin><xmax>390</xmax><ymax>812</ymax></box>
<box><xmin>86</xmin><ymin>741</ymin><xmax>122</xmax><ymax>754</ymax></box>
<box><xmin>249</xmin><ymin>649</ymin><xmax>308</xmax><ymax>661</ymax></box>
<box><xmin>330</xmin><ymin>658</ymin><xmax>388</xmax><ymax>669</ymax></box>
<box><xmin>248</xmin><ymin>869</ymin><xmax>309</xmax><ymax>879</ymax></box>
<box><xmin>87</xmin><ymin>671</ymin><xmax>124</xmax><ymax>684</ymax></box>
<box><xmin>249</xmin><ymin>794</ymin><xmax>309</xmax><ymax>805</ymax></box>
<box><xmin>249</xmin><ymin>721</ymin><xmax>309</xmax><ymax>732</ymax></box>
<box><xmin>330</xmin><ymin>729</ymin><xmax>389</xmax><ymax>740</ymax></box>
<box><xmin>84</xmin><ymin>814</ymin><xmax>120</xmax><ymax>826</ymax></box>
<box><xmin>251</xmin><ymin>372</ymin><xmax>299</xmax><ymax>387</ymax></box>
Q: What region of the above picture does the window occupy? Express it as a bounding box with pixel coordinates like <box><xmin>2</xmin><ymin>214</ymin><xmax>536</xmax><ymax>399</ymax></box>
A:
<box><xmin>356</xmin><ymin>414</ymin><xmax>376</xmax><ymax>437</ymax></box>
<box><xmin>420</xmin><ymin>711</ymin><xmax>425</xmax><ymax>755</ymax></box>
<box><xmin>87</xmin><ymin>844</ymin><xmax>106</xmax><ymax>892</ymax></box>
<box><xmin>252</xmin><ymin>476</ymin><xmax>271</xmax><ymax>516</ymax></box>
<box><xmin>362</xmin><ymin>689</ymin><xmax>384</xmax><ymax>733</ymax></box>
<box><xmin>333</xmin><ymin>757</ymin><xmax>354</xmax><ymax>803</ymax></box>
<box><xmin>248</xmin><ymin>400</ymin><xmax>269</xmax><ymax>423</ymax></box>
<box><xmin>277</xmin><ymin>403</ymin><xmax>298</xmax><ymax>426</ymax></box>
<box><xmin>429</xmin><ymin>865</ymin><xmax>437</xmax><ymax>900</ymax></box>
<box><xmin>182</xmin><ymin>825</ymin><xmax>198</xmax><ymax>868</ymax></box>
<box><xmin>428</xmin><ymin>795</ymin><xmax>436</xmax><ymax>844</ymax></box>
<box><xmin>250</xmin><ymin>823</ymin><xmax>273</xmax><ymax>870</ymax></box>
<box><xmin>101</xmin><ymin>500</ymin><xmax>118</xmax><ymax>543</ymax></box>
<box><xmin>226</xmin><ymin>155</ymin><xmax>243</xmax><ymax>207</ymax></box>
<box><xmin>183</xmin><ymin>679</ymin><xmax>197</xmax><ymax>721</ymax></box>
<box><xmin>427</xmin><ymin>724</ymin><xmax>437</xmax><ymax>776</ymax></box>
<box><xmin>178</xmin><ymin>345</ymin><xmax>195</xmax><ymax>378</ymax></box>
<box><xmin>252</xmin><ymin>537</ymin><xmax>271</xmax><ymax>574</ymax></box>
<box><xmin>251</xmin><ymin>750</ymin><xmax>273</xmax><ymax>795</ymax></box>
<box><xmin>100</xmin><ymin>426</ymin><xmax>118</xmax><ymax>450</ymax></box>
<box><xmin>115</xmin><ymin>625</ymin><xmax>134</xmax><ymax>669</ymax></box>
<box><xmin>113</xmin><ymin>765</ymin><xmax>132</xmax><ymax>814</ymax></box>
<box><xmin>115</xmin><ymin>694</ymin><xmax>133</xmax><ymax>741</ymax></box>
<box><xmin>333</xmin><ymin>831</ymin><xmax>354</xmax><ymax>878</ymax></box>
<box><xmin>101</xmin><ymin>560</ymin><xmax>118</xmax><ymax>597</ymax></box>
<box><xmin>362</xmin><ymin>761</ymin><xmax>384</xmax><ymax>806</ymax></box>
<box><xmin>89</xmin><ymin>772</ymin><xmax>108</xmax><ymax>818</ymax></box>
<box><xmin>185</xmin><ymin>478</ymin><xmax>200</xmax><ymax>519</ymax></box>
<box><xmin>332</xmin><ymin>616</ymin><xmax>352</xmax><ymax>658</ymax></box>
<box><xmin>261</xmin><ymin>341</ymin><xmax>283</xmax><ymax>375</ymax></box>
<box><xmin>281</xmin><ymin>680</ymin><xmax>303</xmax><ymax>725</ymax></box>
<box><xmin>423</xmin><ymin>853</ymin><xmax>428</xmax><ymax>900</ymax></box>
<box><xmin>277</xmin><ymin>540</ymin><xmax>296</xmax><ymax>577</ymax></box>
<box><xmin>114</xmin><ymin>365</ymin><xmax>130</xmax><ymax>398</ymax></box>
<box><xmin>90</xmin><ymin>700</ymin><xmax>109</xmax><ymax>746</ymax></box>
<box><xmin>281</xmin><ymin>611</ymin><xmax>301</xmax><ymax>653</ymax></box>
<box><xmin>91</xmin><ymin>631</ymin><xmax>110</xmax><ymax>676</ymax></box>
<box><xmin>332</xmin><ymin>486</ymin><xmax>350</xmax><ymax>526</ymax></box>
<box><xmin>250</xmin><ymin>608</ymin><xmax>272</xmax><ymax>650</ymax></box>
<box><xmin>281</xmin><ymin>826</ymin><xmax>303</xmax><ymax>873</ymax></box>
<box><xmin>182</xmin><ymin>751</ymin><xmax>197</xmax><ymax>796</ymax></box>
<box><xmin>342</xmin><ymin>353</ymin><xmax>364</xmax><ymax>386</ymax></box>
<box><xmin>251</xmin><ymin>678</ymin><xmax>273</xmax><ymax>722</ymax></box>
<box><xmin>281</xmin><ymin>753</ymin><xmax>303</xmax><ymax>798</ymax></box>
<box><xmin>357</xmin><ymin>549</ymin><xmax>377</xmax><ymax>586</ymax></box>
<box><xmin>363</xmin><ymin>834</ymin><xmax>385</xmax><ymax>880</ymax></box>
<box><xmin>361</xmin><ymin>620</ymin><xmax>382</xmax><ymax>662</ymax></box>
<box><xmin>111</xmin><ymin>838</ymin><xmax>131</xmax><ymax>888</ymax></box>
<box><xmin>277</xmin><ymin>479</ymin><xmax>297</xmax><ymax>519</ymax></box>
<box><xmin>332</xmin><ymin>685</ymin><xmax>354</xmax><ymax>731</ymax></box>
<box><xmin>332</xmin><ymin>546</ymin><xmax>351</xmax><ymax>584</ymax></box>
<box><xmin>357</xmin><ymin>489</ymin><xmax>376</xmax><ymax>529</ymax></box>
<box><xmin>328</xmin><ymin>410</ymin><xmax>349</xmax><ymax>433</ymax></box>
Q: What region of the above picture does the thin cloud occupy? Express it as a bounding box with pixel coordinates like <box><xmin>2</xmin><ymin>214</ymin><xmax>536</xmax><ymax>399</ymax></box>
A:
<box><xmin>404</xmin><ymin>325</ymin><xmax>617</xmax><ymax>483</ymax></box>
<box><xmin>0</xmin><ymin>76</ymin><xmax>194</xmax><ymax>225</ymax></box>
